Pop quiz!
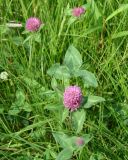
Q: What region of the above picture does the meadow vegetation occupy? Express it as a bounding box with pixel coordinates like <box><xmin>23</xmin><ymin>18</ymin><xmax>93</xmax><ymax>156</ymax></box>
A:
<box><xmin>0</xmin><ymin>0</ymin><xmax>128</xmax><ymax>159</ymax></box>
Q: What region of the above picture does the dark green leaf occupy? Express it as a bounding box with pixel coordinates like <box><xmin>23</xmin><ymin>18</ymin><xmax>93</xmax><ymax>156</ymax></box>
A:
<box><xmin>64</xmin><ymin>45</ymin><xmax>82</xmax><ymax>71</ymax></box>
<box><xmin>83</xmin><ymin>134</ymin><xmax>92</xmax><ymax>144</ymax></box>
<box><xmin>47</xmin><ymin>63</ymin><xmax>60</xmax><ymax>76</ymax></box>
<box><xmin>56</xmin><ymin>148</ymin><xmax>73</xmax><ymax>160</ymax></box>
<box><xmin>54</xmin><ymin>66</ymin><xmax>70</xmax><ymax>80</ymax></box>
<box><xmin>72</xmin><ymin>109</ymin><xmax>86</xmax><ymax>133</ymax></box>
<box><xmin>75</xmin><ymin>70</ymin><xmax>98</xmax><ymax>87</ymax></box>
<box><xmin>84</xmin><ymin>96</ymin><xmax>105</xmax><ymax>108</ymax></box>
<box><xmin>53</xmin><ymin>132</ymin><xmax>69</xmax><ymax>148</ymax></box>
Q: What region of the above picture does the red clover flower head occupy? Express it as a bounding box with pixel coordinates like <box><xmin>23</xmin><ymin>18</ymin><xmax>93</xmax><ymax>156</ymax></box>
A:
<box><xmin>63</xmin><ymin>86</ymin><xmax>82</xmax><ymax>111</ymax></box>
<box><xmin>25</xmin><ymin>17</ymin><xmax>42</xmax><ymax>32</ymax></box>
<box><xmin>72</xmin><ymin>7</ymin><xmax>85</xmax><ymax>17</ymax></box>
<box><xmin>75</xmin><ymin>137</ymin><xmax>84</xmax><ymax>146</ymax></box>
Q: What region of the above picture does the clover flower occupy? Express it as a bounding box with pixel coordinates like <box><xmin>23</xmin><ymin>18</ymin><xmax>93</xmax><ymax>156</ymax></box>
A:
<box><xmin>63</xmin><ymin>86</ymin><xmax>82</xmax><ymax>111</ymax></box>
<box><xmin>75</xmin><ymin>137</ymin><xmax>84</xmax><ymax>146</ymax></box>
<box><xmin>25</xmin><ymin>17</ymin><xmax>42</xmax><ymax>32</ymax></box>
<box><xmin>0</xmin><ymin>71</ymin><xmax>8</xmax><ymax>81</ymax></box>
<box><xmin>72</xmin><ymin>7</ymin><xmax>85</xmax><ymax>17</ymax></box>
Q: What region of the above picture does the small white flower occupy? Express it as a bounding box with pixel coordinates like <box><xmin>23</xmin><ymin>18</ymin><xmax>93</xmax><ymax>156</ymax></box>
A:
<box><xmin>0</xmin><ymin>71</ymin><xmax>9</xmax><ymax>80</ymax></box>
<box><xmin>6</xmin><ymin>22</ymin><xmax>22</xmax><ymax>28</ymax></box>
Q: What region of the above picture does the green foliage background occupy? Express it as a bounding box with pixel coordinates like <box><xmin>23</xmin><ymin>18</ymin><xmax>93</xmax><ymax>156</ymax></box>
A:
<box><xmin>0</xmin><ymin>0</ymin><xmax>128</xmax><ymax>159</ymax></box>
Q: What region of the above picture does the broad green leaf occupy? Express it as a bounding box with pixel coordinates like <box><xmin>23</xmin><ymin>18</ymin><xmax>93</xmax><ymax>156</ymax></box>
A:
<box><xmin>84</xmin><ymin>96</ymin><xmax>105</xmax><ymax>108</ymax></box>
<box><xmin>83</xmin><ymin>134</ymin><xmax>92</xmax><ymax>144</ymax></box>
<box><xmin>22</xmin><ymin>102</ymin><xmax>32</xmax><ymax>112</ymax></box>
<box><xmin>112</xmin><ymin>31</ymin><xmax>128</xmax><ymax>39</ymax></box>
<box><xmin>106</xmin><ymin>4</ymin><xmax>128</xmax><ymax>21</ymax></box>
<box><xmin>64</xmin><ymin>45</ymin><xmax>82</xmax><ymax>71</ymax></box>
<box><xmin>15</xmin><ymin>90</ymin><xmax>25</xmax><ymax>106</ymax></box>
<box><xmin>44</xmin><ymin>104</ymin><xmax>63</xmax><ymax>111</ymax></box>
<box><xmin>61</xmin><ymin>108</ymin><xmax>69</xmax><ymax>122</ymax></box>
<box><xmin>53</xmin><ymin>133</ymin><xmax>78</xmax><ymax>150</ymax></box>
<box><xmin>52</xmin><ymin>132</ymin><xmax>69</xmax><ymax>148</ymax></box>
<box><xmin>8</xmin><ymin>103</ymin><xmax>20</xmax><ymax>115</ymax></box>
<box><xmin>8</xmin><ymin>90</ymin><xmax>26</xmax><ymax>115</ymax></box>
<box><xmin>72</xmin><ymin>109</ymin><xmax>86</xmax><ymax>133</ymax></box>
<box><xmin>47</xmin><ymin>63</ymin><xmax>60</xmax><ymax>76</ymax></box>
<box><xmin>75</xmin><ymin>70</ymin><xmax>98</xmax><ymax>87</ymax></box>
<box><xmin>48</xmin><ymin>64</ymin><xmax>71</xmax><ymax>80</ymax></box>
<box><xmin>54</xmin><ymin>66</ymin><xmax>70</xmax><ymax>80</ymax></box>
<box><xmin>55</xmin><ymin>87</ymin><xmax>63</xmax><ymax>99</ymax></box>
<box><xmin>56</xmin><ymin>148</ymin><xmax>73</xmax><ymax>160</ymax></box>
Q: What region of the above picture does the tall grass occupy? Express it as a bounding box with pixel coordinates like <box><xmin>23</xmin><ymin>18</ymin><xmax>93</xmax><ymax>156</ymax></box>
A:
<box><xmin>0</xmin><ymin>0</ymin><xmax>128</xmax><ymax>159</ymax></box>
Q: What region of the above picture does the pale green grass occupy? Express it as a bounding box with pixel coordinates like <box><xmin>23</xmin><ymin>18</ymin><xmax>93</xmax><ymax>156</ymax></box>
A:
<box><xmin>0</xmin><ymin>0</ymin><xmax>128</xmax><ymax>159</ymax></box>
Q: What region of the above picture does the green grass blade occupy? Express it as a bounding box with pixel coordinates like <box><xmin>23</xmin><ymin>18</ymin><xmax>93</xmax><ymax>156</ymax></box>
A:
<box><xmin>112</xmin><ymin>31</ymin><xmax>128</xmax><ymax>39</ymax></box>
<box><xmin>106</xmin><ymin>4</ymin><xmax>128</xmax><ymax>21</ymax></box>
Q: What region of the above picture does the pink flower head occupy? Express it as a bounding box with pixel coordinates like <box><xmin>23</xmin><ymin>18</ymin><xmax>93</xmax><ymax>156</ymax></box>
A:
<box><xmin>63</xmin><ymin>86</ymin><xmax>82</xmax><ymax>111</ymax></box>
<box><xmin>72</xmin><ymin>7</ymin><xmax>85</xmax><ymax>17</ymax></box>
<box><xmin>26</xmin><ymin>17</ymin><xmax>42</xmax><ymax>32</ymax></box>
<box><xmin>75</xmin><ymin>137</ymin><xmax>84</xmax><ymax>146</ymax></box>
